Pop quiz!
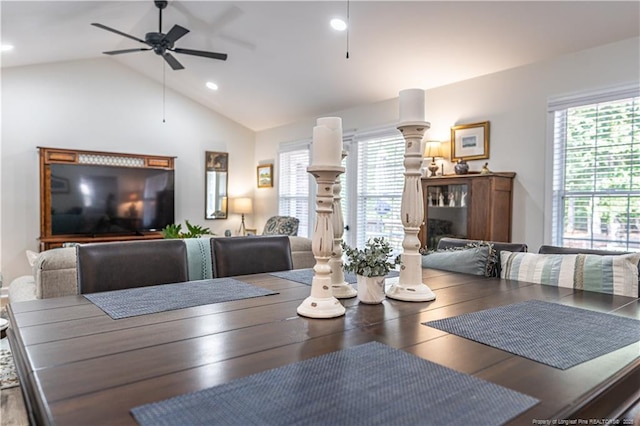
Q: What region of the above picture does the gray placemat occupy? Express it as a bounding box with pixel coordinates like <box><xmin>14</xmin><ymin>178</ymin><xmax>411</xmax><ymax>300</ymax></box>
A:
<box><xmin>131</xmin><ymin>341</ymin><xmax>539</xmax><ymax>426</ymax></box>
<box><xmin>84</xmin><ymin>278</ymin><xmax>277</xmax><ymax>319</ymax></box>
<box><xmin>424</xmin><ymin>299</ymin><xmax>640</xmax><ymax>370</ymax></box>
<box><xmin>270</xmin><ymin>268</ymin><xmax>399</xmax><ymax>286</ymax></box>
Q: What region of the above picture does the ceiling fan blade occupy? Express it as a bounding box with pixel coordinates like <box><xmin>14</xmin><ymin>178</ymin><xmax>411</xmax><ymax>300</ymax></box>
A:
<box><xmin>163</xmin><ymin>53</ymin><xmax>184</xmax><ymax>70</ymax></box>
<box><xmin>103</xmin><ymin>48</ymin><xmax>152</xmax><ymax>55</ymax></box>
<box><xmin>91</xmin><ymin>23</ymin><xmax>148</xmax><ymax>45</ymax></box>
<box><xmin>163</xmin><ymin>25</ymin><xmax>190</xmax><ymax>44</ymax></box>
<box><xmin>173</xmin><ymin>48</ymin><xmax>228</xmax><ymax>61</ymax></box>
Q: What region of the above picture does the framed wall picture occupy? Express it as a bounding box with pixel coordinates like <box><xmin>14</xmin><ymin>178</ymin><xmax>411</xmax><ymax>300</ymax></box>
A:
<box><xmin>450</xmin><ymin>121</ymin><xmax>490</xmax><ymax>161</ymax></box>
<box><xmin>257</xmin><ymin>164</ymin><xmax>273</xmax><ymax>188</ymax></box>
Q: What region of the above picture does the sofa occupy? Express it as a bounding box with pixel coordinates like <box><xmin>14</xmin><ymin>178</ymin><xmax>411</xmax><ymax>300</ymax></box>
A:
<box><xmin>8</xmin><ymin>235</ymin><xmax>315</xmax><ymax>303</ymax></box>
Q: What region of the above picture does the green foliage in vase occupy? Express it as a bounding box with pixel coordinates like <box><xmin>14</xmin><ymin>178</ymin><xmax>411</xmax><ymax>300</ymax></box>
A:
<box><xmin>341</xmin><ymin>237</ymin><xmax>401</xmax><ymax>277</ymax></box>
<box><xmin>162</xmin><ymin>220</ymin><xmax>213</xmax><ymax>239</ymax></box>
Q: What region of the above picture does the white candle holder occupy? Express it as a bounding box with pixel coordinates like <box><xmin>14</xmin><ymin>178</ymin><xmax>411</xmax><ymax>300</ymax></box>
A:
<box><xmin>297</xmin><ymin>165</ymin><xmax>347</xmax><ymax>318</ymax></box>
<box><xmin>386</xmin><ymin>122</ymin><xmax>436</xmax><ymax>302</ymax></box>
<box><xmin>329</xmin><ymin>150</ymin><xmax>356</xmax><ymax>299</ymax></box>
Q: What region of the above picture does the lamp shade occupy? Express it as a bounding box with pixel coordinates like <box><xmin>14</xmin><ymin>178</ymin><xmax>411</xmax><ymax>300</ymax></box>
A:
<box><xmin>424</xmin><ymin>141</ymin><xmax>442</xmax><ymax>159</ymax></box>
<box><xmin>232</xmin><ymin>197</ymin><xmax>253</xmax><ymax>215</ymax></box>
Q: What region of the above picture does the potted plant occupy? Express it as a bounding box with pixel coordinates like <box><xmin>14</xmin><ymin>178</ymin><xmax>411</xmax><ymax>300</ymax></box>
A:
<box><xmin>162</xmin><ymin>220</ymin><xmax>213</xmax><ymax>239</ymax></box>
<box><xmin>341</xmin><ymin>237</ymin><xmax>400</xmax><ymax>304</ymax></box>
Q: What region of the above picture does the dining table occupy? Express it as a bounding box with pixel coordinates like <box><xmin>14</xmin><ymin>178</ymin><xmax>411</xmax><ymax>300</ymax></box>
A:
<box><xmin>5</xmin><ymin>268</ymin><xmax>640</xmax><ymax>425</ymax></box>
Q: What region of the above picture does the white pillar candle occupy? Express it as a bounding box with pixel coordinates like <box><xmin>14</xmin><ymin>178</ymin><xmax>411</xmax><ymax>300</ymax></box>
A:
<box><xmin>399</xmin><ymin>88</ymin><xmax>425</xmax><ymax>123</ymax></box>
<box><xmin>317</xmin><ymin>117</ymin><xmax>342</xmax><ymax>131</ymax></box>
<box><xmin>312</xmin><ymin>117</ymin><xmax>343</xmax><ymax>166</ymax></box>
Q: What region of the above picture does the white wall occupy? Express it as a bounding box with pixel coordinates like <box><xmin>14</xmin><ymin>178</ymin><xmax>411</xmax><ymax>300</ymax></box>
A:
<box><xmin>1</xmin><ymin>58</ymin><xmax>255</xmax><ymax>285</ymax></box>
<box><xmin>254</xmin><ymin>37</ymin><xmax>640</xmax><ymax>250</ymax></box>
<box><xmin>0</xmin><ymin>74</ymin><xmax>3</xmax><ymax>292</ymax></box>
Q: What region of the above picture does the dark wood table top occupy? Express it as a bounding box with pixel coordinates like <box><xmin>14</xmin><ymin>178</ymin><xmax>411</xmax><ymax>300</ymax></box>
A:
<box><xmin>6</xmin><ymin>269</ymin><xmax>640</xmax><ymax>426</ymax></box>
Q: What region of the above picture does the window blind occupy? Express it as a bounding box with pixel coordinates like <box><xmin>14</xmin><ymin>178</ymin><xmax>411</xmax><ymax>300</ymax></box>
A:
<box><xmin>355</xmin><ymin>132</ymin><xmax>406</xmax><ymax>252</ymax></box>
<box><xmin>551</xmin><ymin>94</ymin><xmax>639</xmax><ymax>251</ymax></box>
<box><xmin>278</xmin><ymin>146</ymin><xmax>311</xmax><ymax>237</ymax></box>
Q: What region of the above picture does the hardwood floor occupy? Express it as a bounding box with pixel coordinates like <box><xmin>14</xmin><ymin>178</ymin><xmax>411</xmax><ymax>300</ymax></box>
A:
<box><xmin>1</xmin><ymin>386</ymin><xmax>28</xmax><ymax>426</ymax></box>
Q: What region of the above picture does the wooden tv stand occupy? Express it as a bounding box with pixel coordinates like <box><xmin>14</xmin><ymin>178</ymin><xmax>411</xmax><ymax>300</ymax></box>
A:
<box><xmin>38</xmin><ymin>147</ymin><xmax>175</xmax><ymax>251</ymax></box>
<box><xmin>39</xmin><ymin>233</ymin><xmax>164</xmax><ymax>251</ymax></box>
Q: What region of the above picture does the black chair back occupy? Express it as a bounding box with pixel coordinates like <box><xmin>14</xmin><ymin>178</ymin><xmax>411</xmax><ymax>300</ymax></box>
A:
<box><xmin>77</xmin><ymin>240</ymin><xmax>188</xmax><ymax>294</ymax></box>
<box><xmin>538</xmin><ymin>245</ymin><xmax>630</xmax><ymax>256</ymax></box>
<box><xmin>210</xmin><ymin>235</ymin><xmax>293</xmax><ymax>278</ymax></box>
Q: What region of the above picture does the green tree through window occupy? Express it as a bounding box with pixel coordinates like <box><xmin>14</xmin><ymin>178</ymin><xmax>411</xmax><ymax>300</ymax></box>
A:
<box><xmin>552</xmin><ymin>94</ymin><xmax>639</xmax><ymax>251</ymax></box>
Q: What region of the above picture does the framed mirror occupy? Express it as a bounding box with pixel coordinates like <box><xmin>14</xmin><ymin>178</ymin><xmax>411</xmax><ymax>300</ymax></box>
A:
<box><xmin>205</xmin><ymin>151</ymin><xmax>228</xmax><ymax>219</ymax></box>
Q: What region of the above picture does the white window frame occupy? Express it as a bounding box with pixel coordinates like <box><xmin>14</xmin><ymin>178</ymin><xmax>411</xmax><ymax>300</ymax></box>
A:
<box><xmin>277</xmin><ymin>139</ymin><xmax>314</xmax><ymax>238</ymax></box>
<box><xmin>544</xmin><ymin>82</ymin><xmax>640</xmax><ymax>250</ymax></box>
<box><xmin>349</xmin><ymin>127</ymin><xmax>406</xmax><ymax>251</ymax></box>
<box><xmin>277</xmin><ymin>125</ymin><xmax>406</xmax><ymax>251</ymax></box>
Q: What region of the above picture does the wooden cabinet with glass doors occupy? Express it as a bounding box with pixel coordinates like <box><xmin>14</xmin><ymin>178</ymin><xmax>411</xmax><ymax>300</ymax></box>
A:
<box><xmin>418</xmin><ymin>173</ymin><xmax>516</xmax><ymax>250</ymax></box>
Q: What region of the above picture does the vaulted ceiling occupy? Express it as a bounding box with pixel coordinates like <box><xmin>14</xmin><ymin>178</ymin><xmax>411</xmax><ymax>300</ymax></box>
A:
<box><xmin>2</xmin><ymin>1</ymin><xmax>638</xmax><ymax>131</ymax></box>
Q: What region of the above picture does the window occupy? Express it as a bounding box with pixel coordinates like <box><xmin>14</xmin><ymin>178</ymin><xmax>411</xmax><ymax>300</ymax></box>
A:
<box><xmin>278</xmin><ymin>142</ymin><xmax>311</xmax><ymax>237</ymax></box>
<box><xmin>352</xmin><ymin>131</ymin><xmax>406</xmax><ymax>251</ymax></box>
<box><xmin>550</xmin><ymin>86</ymin><xmax>639</xmax><ymax>251</ymax></box>
<box><xmin>277</xmin><ymin>128</ymin><xmax>407</xmax><ymax>252</ymax></box>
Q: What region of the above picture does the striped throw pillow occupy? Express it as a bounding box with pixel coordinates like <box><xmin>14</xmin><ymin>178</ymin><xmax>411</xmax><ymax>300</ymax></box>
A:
<box><xmin>500</xmin><ymin>251</ymin><xmax>640</xmax><ymax>298</ymax></box>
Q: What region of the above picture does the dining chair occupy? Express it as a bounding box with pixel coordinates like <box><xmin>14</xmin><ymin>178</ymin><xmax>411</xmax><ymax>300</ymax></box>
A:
<box><xmin>210</xmin><ymin>235</ymin><xmax>293</xmax><ymax>278</ymax></box>
<box><xmin>76</xmin><ymin>239</ymin><xmax>189</xmax><ymax>294</ymax></box>
<box><xmin>538</xmin><ymin>245</ymin><xmax>630</xmax><ymax>256</ymax></box>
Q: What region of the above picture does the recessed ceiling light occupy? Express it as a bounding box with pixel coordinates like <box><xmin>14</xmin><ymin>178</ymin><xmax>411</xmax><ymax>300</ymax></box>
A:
<box><xmin>330</xmin><ymin>18</ymin><xmax>347</xmax><ymax>31</ymax></box>
<box><xmin>1</xmin><ymin>44</ymin><xmax>14</xmax><ymax>52</ymax></box>
<box><xmin>206</xmin><ymin>82</ymin><xmax>219</xmax><ymax>91</ymax></box>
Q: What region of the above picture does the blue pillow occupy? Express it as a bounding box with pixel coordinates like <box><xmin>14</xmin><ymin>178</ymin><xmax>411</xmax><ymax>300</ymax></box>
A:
<box><xmin>421</xmin><ymin>246</ymin><xmax>492</xmax><ymax>276</ymax></box>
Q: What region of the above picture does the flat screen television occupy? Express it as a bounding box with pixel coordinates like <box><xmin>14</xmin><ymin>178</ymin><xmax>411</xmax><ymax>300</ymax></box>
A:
<box><xmin>49</xmin><ymin>163</ymin><xmax>175</xmax><ymax>236</ymax></box>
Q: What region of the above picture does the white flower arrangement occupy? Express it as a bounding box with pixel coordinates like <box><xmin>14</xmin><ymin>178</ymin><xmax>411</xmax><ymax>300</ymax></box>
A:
<box><xmin>341</xmin><ymin>237</ymin><xmax>401</xmax><ymax>277</ymax></box>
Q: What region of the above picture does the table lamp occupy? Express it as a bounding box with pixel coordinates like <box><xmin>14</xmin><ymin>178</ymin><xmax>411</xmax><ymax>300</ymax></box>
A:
<box><xmin>424</xmin><ymin>141</ymin><xmax>442</xmax><ymax>177</ymax></box>
<box><xmin>232</xmin><ymin>197</ymin><xmax>253</xmax><ymax>236</ymax></box>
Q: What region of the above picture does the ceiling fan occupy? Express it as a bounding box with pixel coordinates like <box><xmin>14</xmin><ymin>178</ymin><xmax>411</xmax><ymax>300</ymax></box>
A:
<box><xmin>91</xmin><ymin>0</ymin><xmax>228</xmax><ymax>70</ymax></box>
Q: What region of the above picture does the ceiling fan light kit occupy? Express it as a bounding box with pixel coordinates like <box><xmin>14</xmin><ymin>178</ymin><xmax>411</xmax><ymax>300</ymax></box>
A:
<box><xmin>92</xmin><ymin>0</ymin><xmax>228</xmax><ymax>71</ymax></box>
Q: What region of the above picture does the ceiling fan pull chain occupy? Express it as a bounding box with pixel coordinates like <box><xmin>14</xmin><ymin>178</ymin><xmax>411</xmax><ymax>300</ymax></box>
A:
<box><xmin>162</xmin><ymin>59</ymin><xmax>166</xmax><ymax>123</ymax></box>
<box><xmin>346</xmin><ymin>0</ymin><xmax>350</xmax><ymax>59</ymax></box>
